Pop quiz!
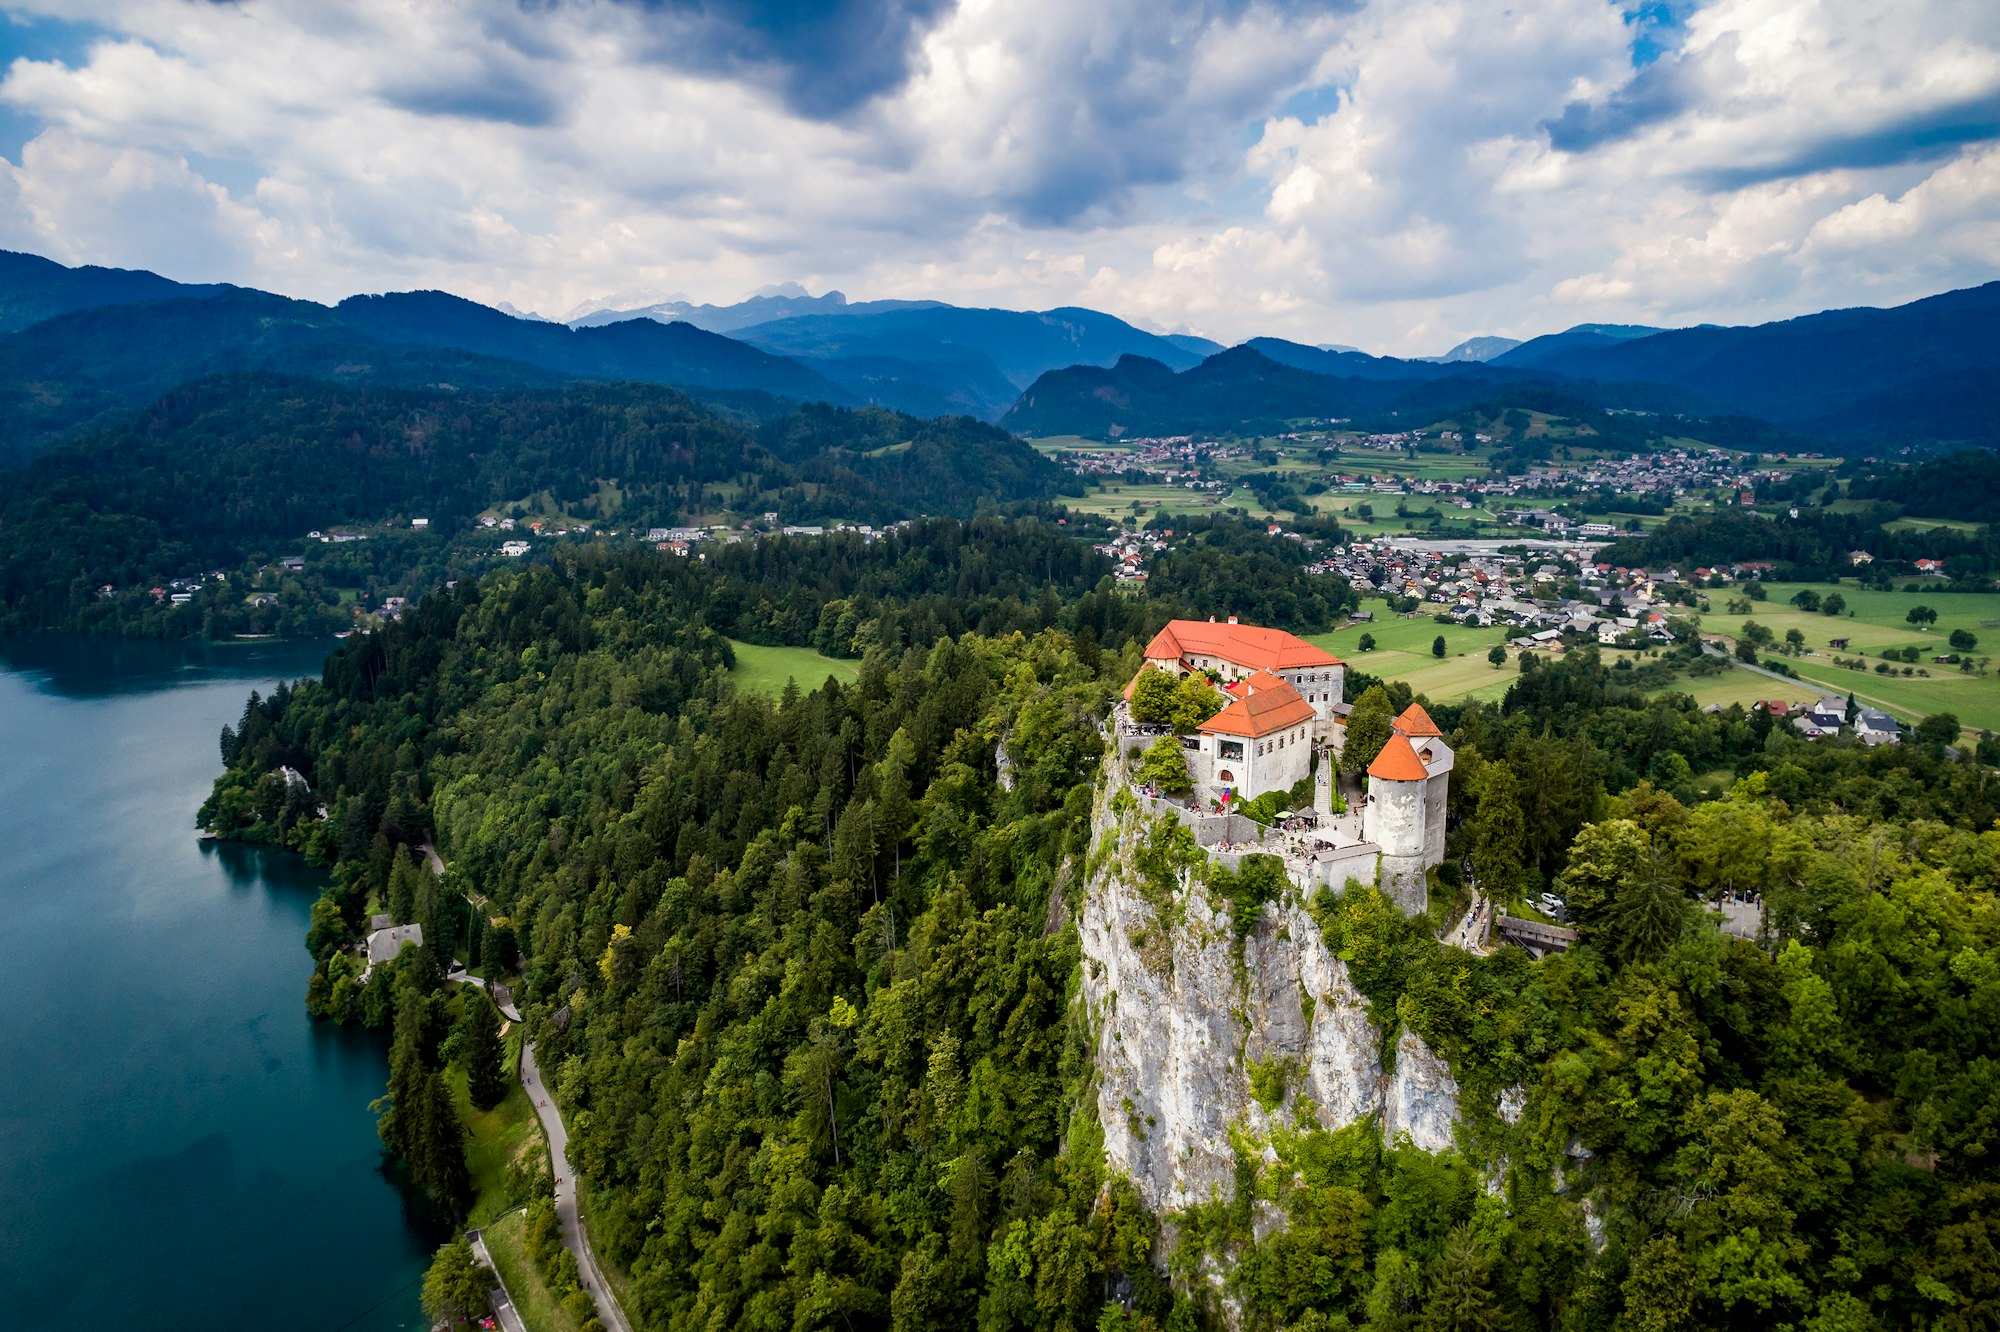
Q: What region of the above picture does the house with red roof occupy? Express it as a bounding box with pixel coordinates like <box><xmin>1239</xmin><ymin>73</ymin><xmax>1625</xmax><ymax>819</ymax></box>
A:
<box><xmin>1141</xmin><ymin>617</ymin><xmax>1347</xmax><ymax>736</ymax></box>
<box><xmin>1189</xmin><ymin>670</ymin><xmax>1318</xmax><ymax>801</ymax></box>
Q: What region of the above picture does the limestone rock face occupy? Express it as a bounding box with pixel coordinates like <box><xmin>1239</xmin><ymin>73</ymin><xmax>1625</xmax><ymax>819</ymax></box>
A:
<box><xmin>1080</xmin><ymin>774</ymin><xmax>1462</xmax><ymax>1216</ymax></box>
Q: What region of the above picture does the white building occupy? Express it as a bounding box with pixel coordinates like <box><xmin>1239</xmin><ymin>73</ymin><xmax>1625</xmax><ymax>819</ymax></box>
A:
<box><xmin>1188</xmin><ymin>670</ymin><xmax>1318</xmax><ymax>801</ymax></box>
<box><xmin>1141</xmin><ymin>618</ymin><xmax>1346</xmax><ymax>737</ymax></box>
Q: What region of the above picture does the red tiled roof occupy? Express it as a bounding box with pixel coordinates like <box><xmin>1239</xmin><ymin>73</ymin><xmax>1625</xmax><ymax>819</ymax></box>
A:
<box><xmin>1144</xmin><ymin>619</ymin><xmax>1343</xmax><ymax>671</ymax></box>
<box><xmin>1392</xmin><ymin>702</ymin><xmax>1441</xmax><ymax>738</ymax></box>
<box><xmin>1198</xmin><ymin>671</ymin><xmax>1317</xmax><ymax>740</ymax></box>
<box><xmin>1367</xmin><ymin>733</ymin><xmax>1430</xmax><ymax>781</ymax></box>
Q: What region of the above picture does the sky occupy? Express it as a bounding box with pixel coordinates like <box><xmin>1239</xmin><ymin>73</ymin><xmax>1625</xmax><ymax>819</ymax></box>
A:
<box><xmin>0</xmin><ymin>0</ymin><xmax>1993</xmax><ymax>356</ymax></box>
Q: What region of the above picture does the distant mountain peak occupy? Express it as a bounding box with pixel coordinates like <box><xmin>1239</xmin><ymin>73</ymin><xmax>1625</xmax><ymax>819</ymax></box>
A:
<box><xmin>750</xmin><ymin>281</ymin><xmax>835</xmax><ymax>302</ymax></box>
<box><xmin>1431</xmin><ymin>335</ymin><xmax>1521</xmax><ymax>363</ymax></box>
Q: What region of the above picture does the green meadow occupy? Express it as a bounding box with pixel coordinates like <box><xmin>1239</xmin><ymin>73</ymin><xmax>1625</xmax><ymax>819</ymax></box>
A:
<box><xmin>728</xmin><ymin>639</ymin><xmax>861</xmax><ymax>695</ymax></box>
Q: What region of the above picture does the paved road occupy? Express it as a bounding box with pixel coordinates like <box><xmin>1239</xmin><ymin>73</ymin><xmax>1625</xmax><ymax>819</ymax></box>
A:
<box><xmin>447</xmin><ymin>969</ymin><xmax>521</xmax><ymax>1022</ymax></box>
<box><xmin>431</xmin><ymin>854</ymin><xmax>631</xmax><ymax>1332</ymax></box>
<box><xmin>1700</xmin><ymin>642</ymin><xmax>1815</xmax><ymax>692</ymax></box>
<box><xmin>1446</xmin><ymin>892</ymin><xmax>1491</xmax><ymax>952</ymax></box>
<box><xmin>468</xmin><ymin>1228</ymin><xmax>529</xmax><ymax>1332</ymax></box>
<box><xmin>521</xmin><ymin>1039</ymin><xmax>632</xmax><ymax>1332</ymax></box>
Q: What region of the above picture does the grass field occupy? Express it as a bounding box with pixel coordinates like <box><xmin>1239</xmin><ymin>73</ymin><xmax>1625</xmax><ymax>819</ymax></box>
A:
<box><xmin>1027</xmin><ymin>435</ymin><xmax>1134</xmax><ymax>454</ymax></box>
<box><xmin>1699</xmin><ymin>581</ymin><xmax>2000</xmax><ymax>730</ymax></box>
<box><xmin>728</xmin><ymin>639</ymin><xmax>861</xmax><ymax>694</ymax></box>
<box><xmin>1883</xmin><ymin>515</ymin><xmax>1985</xmax><ymax>534</ymax></box>
<box><xmin>483</xmin><ymin>1209</ymin><xmax>583</xmax><ymax>1332</ymax></box>
<box><xmin>457</xmin><ymin>1027</ymin><xmax>539</xmax><ymax>1227</ymax></box>
<box><xmin>1311</xmin><ymin>613</ymin><xmax>1520</xmax><ymax>703</ymax></box>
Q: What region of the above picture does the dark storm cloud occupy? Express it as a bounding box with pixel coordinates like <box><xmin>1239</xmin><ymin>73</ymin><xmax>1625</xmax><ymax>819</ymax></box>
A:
<box><xmin>383</xmin><ymin>74</ymin><xmax>564</xmax><ymax>127</ymax></box>
<box><xmin>602</xmin><ymin>0</ymin><xmax>958</xmax><ymax>119</ymax></box>
<box><xmin>1696</xmin><ymin>91</ymin><xmax>2000</xmax><ymax>189</ymax></box>
<box><xmin>1543</xmin><ymin>59</ymin><xmax>1690</xmax><ymax>153</ymax></box>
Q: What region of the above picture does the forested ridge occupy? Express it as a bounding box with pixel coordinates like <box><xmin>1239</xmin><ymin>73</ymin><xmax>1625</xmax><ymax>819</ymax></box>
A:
<box><xmin>203</xmin><ymin>533</ymin><xmax>2000</xmax><ymax>1332</ymax></box>
<box><xmin>0</xmin><ymin>373</ymin><xmax>1070</xmax><ymax>634</ymax></box>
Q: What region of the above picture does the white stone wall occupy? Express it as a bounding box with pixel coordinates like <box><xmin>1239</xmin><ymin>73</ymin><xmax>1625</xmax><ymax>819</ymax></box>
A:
<box><xmin>1423</xmin><ymin>771</ymin><xmax>1449</xmax><ymax>866</ymax></box>
<box><xmin>1363</xmin><ymin>777</ymin><xmax>1430</xmax><ymax>913</ymax></box>
<box><xmin>1202</xmin><ymin>723</ymin><xmax>1311</xmax><ymax>802</ymax></box>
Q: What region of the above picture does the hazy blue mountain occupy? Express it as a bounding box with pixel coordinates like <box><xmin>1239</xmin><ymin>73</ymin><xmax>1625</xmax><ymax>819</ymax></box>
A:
<box><xmin>717</xmin><ymin>302</ymin><xmax>1220</xmax><ymax>421</ymax></box>
<box><xmin>1243</xmin><ymin>336</ymin><xmax>1524</xmax><ymax>384</ymax></box>
<box><xmin>0</xmin><ymin>248</ymin><xmax>237</xmax><ymax>334</ymax></box>
<box><xmin>0</xmin><ymin>283</ymin><xmax>852</xmax><ymax>467</ymax></box>
<box><xmin>568</xmin><ymin>289</ymin><xmax>946</xmax><ymax>333</ymax></box>
<box><xmin>1166</xmin><ymin>333</ymin><xmax>1228</xmax><ymax>358</ymax></box>
<box><xmin>0</xmin><ymin>290</ymin><xmax>584</xmax><ymax>467</ymax></box>
<box><xmin>336</xmin><ymin>291</ymin><xmax>847</xmax><ymax>402</ymax></box>
<box><xmin>1492</xmin><ymin>283</ymin><xmax>2000</xmax><ymax>440</ymax></box>
<box><xmin>1430</xmin><ymin>335</ymin><xmax>1522</xmax><ymax>363</ymax></box>
<box><xmin>1003</xmin><ymin>346</ymin><xmax>1412</xmax><ymax>438</ymax></box>
<box><xmin>807</xmin><ymin>347</ymin><xmax>1024</xmax><ymax>420</ymax></box>
<box><xmin>1492</xmin><ymin>323</ymin><xmax>1667</xmax><ymax>368</ymax></box>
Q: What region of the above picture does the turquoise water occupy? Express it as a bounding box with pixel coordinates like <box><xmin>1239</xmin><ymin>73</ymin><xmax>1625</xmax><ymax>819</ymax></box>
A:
<box><xmin>0</xmin><ymin>638</ymin><xmax>442</xmax><ymax>1330</ymax></box>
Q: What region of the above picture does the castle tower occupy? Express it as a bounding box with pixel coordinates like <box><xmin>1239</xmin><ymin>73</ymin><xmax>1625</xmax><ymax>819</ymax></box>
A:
<box><xmin>1362</xmin><ymin>733</ymin><xmax>1431</xmax><ymax>913</ymax></box>
<box><xmin>1390</xmin><ymin>703</ymin><xmax>1453</xmax><ymax>869</ymax></box>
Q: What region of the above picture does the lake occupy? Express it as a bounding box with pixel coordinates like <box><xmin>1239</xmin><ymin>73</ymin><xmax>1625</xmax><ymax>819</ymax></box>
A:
<box><xmin>0</xmin><ymin>637</ymin><xmax>442</xmax><ymax>1330</ymax></box>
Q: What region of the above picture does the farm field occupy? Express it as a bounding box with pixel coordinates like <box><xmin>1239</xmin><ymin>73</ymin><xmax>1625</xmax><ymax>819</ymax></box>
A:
<box><xmin>1698</xmin><ymin>581</ymin><xmax>2000</xmax><ymax>731</ymax></box>
<box><xmin>1311</xmin><ymin>613</ymin><xmax>1518</xmax><ymax>703</ymax></box>
<box><xmin>1061</xmin><ymin>482</ymin><xmax>1238</xmax><ymax>520</ymax></box>
<box><xmin>727</xmin><ymin>639</ymin><xmax>860</xmax><ymax>694</ymax></box>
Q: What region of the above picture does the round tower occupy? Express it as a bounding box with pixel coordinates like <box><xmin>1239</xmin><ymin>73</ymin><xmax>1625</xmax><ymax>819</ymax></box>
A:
<box><xmin>1361</xmin><ymin>733</ymin><xmax>1430</xmax><ymax>914</ymax></box>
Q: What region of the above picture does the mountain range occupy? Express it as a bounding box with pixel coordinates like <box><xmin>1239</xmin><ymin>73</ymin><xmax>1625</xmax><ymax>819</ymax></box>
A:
<box><xmin>0</xmin><ymin>249</ymin><xmax>1995</xmax><ymax>466</ymax></box>
<box><xmin>564</xmin><ymin>289</ymin><xmax>1225</xmax><ymax>420</ymax></box>
<box><xmin>1008</xmin><ymin>286</ymin><xmax>2000</xmax><ymax>446</ymax></box>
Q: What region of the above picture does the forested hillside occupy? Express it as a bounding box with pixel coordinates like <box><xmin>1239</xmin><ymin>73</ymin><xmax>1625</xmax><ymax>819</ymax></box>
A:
<box><xmin>203</xmin><ymin>534</ymin><xmax>2000</xmax><ymax>1332</ymax></box>
<box><xmin>0</xmin><ymin>376</ymin><xmax>1070</xmax><ymax>634</ymax></box>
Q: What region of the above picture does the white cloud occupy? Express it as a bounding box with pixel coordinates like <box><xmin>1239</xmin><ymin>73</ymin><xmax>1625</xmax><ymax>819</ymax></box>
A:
<box><xmin>0</xmin><ymin>0</ymin><xmax>1989</xmax><ymax>355</ymax></box>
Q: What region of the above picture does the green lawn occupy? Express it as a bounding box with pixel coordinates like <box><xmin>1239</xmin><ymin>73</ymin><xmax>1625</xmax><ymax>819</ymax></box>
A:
<box><xmin>483</xmin><ymin>1209</ymin><xmax>583</xmax><ymax>1332</ymax></box>
<box><xmin>728</xmin><ymin>639</ymin><xmax>861</xmax><ymax>695</ymax></box>
<box><xmin>455</xmin><ymin>1026</ymin><xmax>540</xmax><ymax>1227</ymax></box>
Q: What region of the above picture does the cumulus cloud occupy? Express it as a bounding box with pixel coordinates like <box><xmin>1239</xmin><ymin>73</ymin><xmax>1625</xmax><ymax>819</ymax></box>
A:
<box><xmin>0</xmin><ymin>0</ymin><xmax>1991</xmax><ymax>353</ymax></box>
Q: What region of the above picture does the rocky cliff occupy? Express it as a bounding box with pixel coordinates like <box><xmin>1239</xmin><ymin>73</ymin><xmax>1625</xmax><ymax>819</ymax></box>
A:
<box><xmin>1079</xmin><ymin>773</ymin><xmax>1461</xmax><ymax>1218</ymax></box>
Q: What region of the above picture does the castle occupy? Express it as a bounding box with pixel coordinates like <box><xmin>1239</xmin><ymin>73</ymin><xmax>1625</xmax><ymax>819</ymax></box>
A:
<box><xmin>1361</xmin><ymin>703</ymin><xmax>1454</xmax><ymax>902</ymax></box>
<box><xmin>1126</xmin><ymin>617</ymin><xmax>1449</xmax><ymax>911</ymax></box>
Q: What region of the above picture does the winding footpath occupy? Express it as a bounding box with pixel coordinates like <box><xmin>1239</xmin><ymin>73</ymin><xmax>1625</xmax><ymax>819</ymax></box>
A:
<box><xmin>431</xmin><ymin>841</ymin><xmax>634</xmax><ymax>1332</ymax></box>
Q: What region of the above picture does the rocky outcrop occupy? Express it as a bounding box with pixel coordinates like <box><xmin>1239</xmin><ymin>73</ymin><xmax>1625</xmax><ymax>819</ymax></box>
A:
<box><xmin>1080</xmin><ymin>772</ymin><xmax>1462</xmax><ymax>1216</ymax></box>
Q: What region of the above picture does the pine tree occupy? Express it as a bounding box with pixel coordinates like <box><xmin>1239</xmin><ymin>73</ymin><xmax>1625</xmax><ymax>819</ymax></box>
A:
<box><xmin>464</xmin><ymin>990</ymin><xmax>508</xmax><ymax>1111</ymax></box>
<box><xmin>377</xmin><ymin>981</ymin><xmax>427</xmax><ymax>1161</ymax></box>
<box><xmin>417</xmin><ymin>1069</ymin><xmax>474</xmax><ymax>1215</ymax></box>
<box><xmin>388</xmin><ymin>848</ymin><xmax>420</xmax><ymax>923</ymax></box>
